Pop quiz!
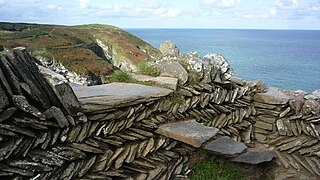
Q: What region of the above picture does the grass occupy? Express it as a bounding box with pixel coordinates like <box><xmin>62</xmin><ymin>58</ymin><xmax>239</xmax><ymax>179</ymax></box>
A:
<box><xmin>170</xmin><ymin>90</ymin><xmax>184</xmax><ymax>104</ymax></box>
<box><xmin>190</xmin><ymin>159</ymin><xmax>247</xmax><ymax>180</ymax></box>
<box><xmin>110</xmin><ymin>70</ymin><xmax>134</xmax><ymax>83</ymax></box>
<box><xmin>189</xmin><ymin>149</ymin><xmax>275</xmax><ymax>180</ymax></box>
<box><xmin>188</xmin><ymin>70</ymin><xmax>202</xmax><ymax>84</ymax></box>
<box><xmin>138</xmin><ymin>61</ymin><xmax>160</xmax><ymax>77</ymax></box>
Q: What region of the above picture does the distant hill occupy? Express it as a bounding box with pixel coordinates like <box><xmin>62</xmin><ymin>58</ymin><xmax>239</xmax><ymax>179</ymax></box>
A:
<box><xmin>0</xmin><ymin>22</ymin><xmax>160</xmax><ymax>78</ymax></box>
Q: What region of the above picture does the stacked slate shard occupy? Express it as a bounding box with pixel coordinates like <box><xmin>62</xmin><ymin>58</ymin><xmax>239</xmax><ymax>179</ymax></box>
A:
<box><xmin>0</xmin><ymin>47</ymin><xmax>86</xmax><ymax>179</ymax></box>
<box><xmin>0</xmin><ymin>46</ymin><xmax>319</xmax><ymax>179</ymax></box>
<box><xmin>0</xmin><ymin>48</ymin><xmax>193</xmax><ymax>179</ymax></box>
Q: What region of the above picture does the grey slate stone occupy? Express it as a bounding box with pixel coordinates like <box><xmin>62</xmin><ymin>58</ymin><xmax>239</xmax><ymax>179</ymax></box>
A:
<box><xmin>254</xmin><ymin>88</ymin><xmax>290</xmax><ymax>105</ymax></box>
<box><xmin>0</xmin><ymin>84</ymin><xmax>9</xmax><ymax>112</ymax></box>
<box><xmin>39</xmin><ymin>66</ymin><xmax>82</xmax><ymax>116</ymax></box>
<box><xmin>230</xmin><ymin>149</ymin><xmax>276</xmax><ymax>164</ymax></box>
<box><xmin>0</xmin><ymin>107</ymin><xmax>17</xmax><ymax>123</ymax></box>
<box><xmin>156</xmin><ymin>119</ymin><xmax>219</xmax><ymax>147</ymax></box>
<box><xmin>131</xmin><ymin>73</ymin><xmax>178</xmax><ymax>90</ymax></box>
<box><xmin>203</xmin><ymin>136</ymin><xmax>247</xmax><ymax>157</ymax></box>
<box><xmin>73</xmin><ymin>83</ymin><xmax>173</xmax><ymax>112</ymax></box>
<box><xmin>6</xmin><ymin>48</ymin><xmax>51</xmax><ymax>109</ymax></box>
<box><xmin>156</xmin><ymin>60</ymin><xmax>188</xmax><ymax>85</ymax></box>
<box><xmin>12</xmin><ymin>95</ymin><xmax>46</xmax><ymax>120</ymax></box>
<box><xmin>0</xmin><ymin>56</ymin><xmax>22</xmax><ymax>95</ymax></box>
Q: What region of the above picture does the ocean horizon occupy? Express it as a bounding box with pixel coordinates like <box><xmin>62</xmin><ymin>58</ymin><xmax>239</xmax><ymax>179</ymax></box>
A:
<box><xmin>127</xmin><ymin>28</ymin><xmax>320</xmax><ymax>93</ymax></box>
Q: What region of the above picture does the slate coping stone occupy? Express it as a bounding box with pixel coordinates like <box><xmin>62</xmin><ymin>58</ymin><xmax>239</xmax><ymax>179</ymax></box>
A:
<box><xmin>230</xmin><ymin>148</ymin><xmax>276</xmax><ymax>164</ymax></box>
<box><xmin>203</xmin><ymin>136</ymin><xmax>247</xmax><ymax>157</ymax></box>
<box><xmin>156</xmin><ymin>120</ymin><xmax>219</xmax><ymax>147</ymax></box>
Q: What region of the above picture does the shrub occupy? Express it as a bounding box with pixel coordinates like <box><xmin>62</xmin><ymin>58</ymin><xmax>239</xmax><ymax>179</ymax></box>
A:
<box><xmin>110</xmin><ymin>70</ymin><xmax>134</xmax><ymax>83</ymax></box>
<box><xmin>138</xmin><ymin>61</ymin><xmax>160</xmax><ymax>77</ymax></box>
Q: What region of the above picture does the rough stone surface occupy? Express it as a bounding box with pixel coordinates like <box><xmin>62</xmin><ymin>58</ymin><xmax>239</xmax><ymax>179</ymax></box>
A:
<box><xmin>312</xmin><ymin>89</ymin><xmax>320</xmax><ymax>98</ymax></box>
<box><xmin>73</xmin><ymin>83</ymin><xmax>173</xmax><ymax>112</ymax></box>
<box><xmin>39</xmin><ymin>66</ymin><xmax>82</xmax><ymax>116</ymax></box>
<box><xmin>249</xmin><ymin>80</ymin><xmax>267</xmax><ymax>93</ymax></box>
<box><xmin>203</xmin><ymin>136</ymin><xmax>247</xmax><ymax>157</ymax></box>
<box><xmin>202</xmin><ymin>53</ymin><xmax>234</xmax><ymax>81</ymax></box>
<box><xmin>0</xmin><ymin>84</ymin><xmax>9</xmax><ymax>112</ymax></box>
<box><xmin>230</xmin><ymin>149</ymin><xmax>276</xmax><ymax>164</ymax></box>
<box><xmin>254</xmin><ymin>88</ymin><xmax>290</xmax><ymax>105</ymax></box>
<box><xmin>131</xmin><ymin>74</ymin><xmax>178</xmax><ymax>90</ymax></box>
<box><xmin>156</xmin><ymin>120</ymin><xmax>219</xmax><ymax>147</ymax></box>
<box><xmin>160</xmin><ymin>40</ymin><xmax>179</xmax><ymax>57</ymax></box>
<box><xmin>156</xmin><ymin>60</ymin><xmax>188</xmax><ymax>85</ymax></box>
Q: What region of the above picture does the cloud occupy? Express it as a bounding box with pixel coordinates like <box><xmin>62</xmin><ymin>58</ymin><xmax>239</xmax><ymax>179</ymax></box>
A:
<box><xmin>270</xmin><ymin>8</ymin><xmax>277</xmax><ymax>16</ymax></box>
<box><xmin>276</xmin><ymin>0</ymin><xmax>299</xmax><ymax>9</ymax></box>
<box><xmin>154</xmin><ymin>8</ymin><xmax>181</xmax><ymax>18</ymax></box>
<box><xmin>204</xmin><ymin>0</ymin><xmax>241</xmax><ymax>8</ymax></box>
<box><xmin>78</xmin><ymin>0</ymin><xmax>90</xmax><ymax>9</ymax></box>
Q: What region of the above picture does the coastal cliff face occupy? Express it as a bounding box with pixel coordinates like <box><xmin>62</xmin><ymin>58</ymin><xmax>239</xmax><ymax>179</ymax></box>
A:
<box><xmin>0</xmin><ymin>22</ymin><xmax>160</xmax><ymax>85</ymax></box>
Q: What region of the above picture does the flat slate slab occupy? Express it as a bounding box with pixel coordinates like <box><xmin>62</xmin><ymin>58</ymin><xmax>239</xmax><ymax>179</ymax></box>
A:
<box><xmin>131</xmin><ymin>74</ymin><xmax>178</xmax><ymax>90</ymax></box>
<box><xmin>230</xmin><ymin>148</ymin><xmax>276</xmax><ymax>164</ymax></box>
<box><xmin>253</xmin><ymin>88</ymin><xmax>290</xmax><ymax>105</ymax></box>
<box><xmin>203</xmin><ymin>136</ymin><xmax>247</xmax><ymax>157</ymax></box>
<box><xmin>72</xmin><ymin>83</ymin><xmax>173</xmax><ymax>112</ymax></box>
<box><xmin>156</xmin><ymin>120</ymin><xmax>219</xmax><ymax>147</ymax></box>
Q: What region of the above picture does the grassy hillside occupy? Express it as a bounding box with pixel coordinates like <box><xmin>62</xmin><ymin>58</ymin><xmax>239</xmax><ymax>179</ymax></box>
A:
<box><xmin>0</xmin><ymin>22</ymin><xmax>160</xmax><ymax>76</ymax></box>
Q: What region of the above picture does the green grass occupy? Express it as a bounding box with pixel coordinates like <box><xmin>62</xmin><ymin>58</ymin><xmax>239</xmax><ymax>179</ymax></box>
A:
<box><xmin>170</xmin><ymin>90</ymin><xmax>184</xmax><ymax>104</ymax></box>
<box><xmin>190</xmin><ymin>159</ymin><xmax>247</xmax><ymax>180</ymax></box>
<box><xmin>138</xmin><ymin>61</ymin><xmax>160</xmax><ymax>77</ymax></box>
<box><xmin>110</xmin><ymin>70</ymin><xmax>134</xmax><ymax>83</ymax></box>
<box><xmin>188</xmin><ymin>70</ymin><xmax>202</xmax><ymax>84</ymax></box>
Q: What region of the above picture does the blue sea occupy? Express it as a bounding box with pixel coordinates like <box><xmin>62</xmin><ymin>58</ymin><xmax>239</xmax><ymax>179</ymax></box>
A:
<box><xmin>127</xmin><ymin>29</ymin><xmax>320</xmax><ymax>92</ymax></box>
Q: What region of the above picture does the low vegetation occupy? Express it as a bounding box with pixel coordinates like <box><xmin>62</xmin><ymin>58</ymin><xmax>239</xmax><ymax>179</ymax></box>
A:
<box><xmin>110</xmin><ymin>70</ymin><xmax>134</xmax><ymax>83</ymax></box>
<box><xmin>189</xmin><ymin>149</ymin><xmax>275</xmax><ymax>180</ymax></box>
<box><xmin>0</xmin><ymin>22</ymin><xmax>160</xmax><ymax>77</ymax></box>
<box><xmin>138</xmin><ymin>61</ymin><xmax>160</xmax><ymax>77</ymax></box>
<box><xmin>190</xmin><ymin>159</ymin><xmax>247</xmax><ymax>180</ymax></box>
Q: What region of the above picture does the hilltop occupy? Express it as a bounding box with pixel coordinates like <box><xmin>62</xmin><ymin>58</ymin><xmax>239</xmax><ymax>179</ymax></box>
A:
<box><xmin>0</xmin><ymin>22</ymin><xmax>160</xmax><ymax>83</ymax></box>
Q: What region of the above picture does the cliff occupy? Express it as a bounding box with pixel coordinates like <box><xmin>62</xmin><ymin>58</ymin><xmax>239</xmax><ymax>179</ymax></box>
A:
<box><xmin>0</xmin><ymin>22</ymin><xmax>160</xmax><ymax>85</ymax></box>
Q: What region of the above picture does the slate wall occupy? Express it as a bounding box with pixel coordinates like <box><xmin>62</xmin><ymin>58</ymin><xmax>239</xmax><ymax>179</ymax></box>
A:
<box><xmin>0</xmin><ymin>48</ymin><xmax>319</xmax><ymax>179</ymax></box>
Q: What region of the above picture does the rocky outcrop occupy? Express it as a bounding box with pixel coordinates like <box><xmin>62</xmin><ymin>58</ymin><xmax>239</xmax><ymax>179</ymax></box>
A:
<box><xmin>160</xmin><ymin>40</ymin><xmax>179</xmax><ymax>58</ymax></box>
<box><xmin>36</xmin><ymin>56</ymin><xmax>102</xmax><ymax>86</ymax></box>
<box><xmin>155</xmin><ymin>60</ymin><xmax>189</xmax><ymax>85</ymax></box>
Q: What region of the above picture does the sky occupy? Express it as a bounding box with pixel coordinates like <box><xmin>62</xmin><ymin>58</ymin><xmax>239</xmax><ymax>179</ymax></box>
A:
<box><xmin>0</xmin><ymin>0</ymin><xmax>320</xmax><ymax>29</ymax></box>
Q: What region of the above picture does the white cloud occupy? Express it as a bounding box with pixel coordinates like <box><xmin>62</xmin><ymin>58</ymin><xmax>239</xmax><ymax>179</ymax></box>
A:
<box><xmin>276</xmin><ymin>0</ymin><xmax>299</xmax><ymax>9</ymax></box>
<box><xmin>154</xmin><ymin>8</ymin><xmax>181</xmax><ymax>18</ymax></box>
<box><xmin>204</xmin><ymin>0</ymin><xmax>241</xmax><ymax>8</ymax></box>
<box><xmin>309</xmin><ymin>5</ymin><xmax>320</xmax><ymax>11</ymax></box>
<box><xmin>270</xmin><ymin>8</ymin><xmax>277</xmax><ymax>16</ymax></box>
<box><xmin>78</xmin><ymin>0</ymin><xmax>90</xmax><ymax>9</ymax></box>
<box><xmin>46</xmin><ymin>4</ymin><xmax>58</xmax><ymax>9</ymax></box>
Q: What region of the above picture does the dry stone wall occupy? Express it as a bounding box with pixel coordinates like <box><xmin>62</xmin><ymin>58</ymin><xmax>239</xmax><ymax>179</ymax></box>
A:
<box><xmin>0</xmin><ymin>48</ymin><xmax>194</xmax><ymax>180</ymax></box>
<box><xmin>0</xmin><ymin>47</ymin><xmax>319</xmax><ymax>179</ymax></box>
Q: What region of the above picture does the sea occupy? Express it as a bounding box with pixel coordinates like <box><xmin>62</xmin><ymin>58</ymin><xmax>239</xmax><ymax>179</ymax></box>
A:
<box><xmin>127</xmin><ymin>29</ymin><xmax>320</xmax><ymax>92</ymax></box>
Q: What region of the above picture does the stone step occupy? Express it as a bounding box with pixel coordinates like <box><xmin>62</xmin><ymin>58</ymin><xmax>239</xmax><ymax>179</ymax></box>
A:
<box><xmin>156</xmin><ymin>120</ymin><xmax>219</xmax><ymax>147</ymax></box>
<box><xmin>203</xmin><ymin>136</ymin><xmax>247</xmax><ymax>157</ymax></box>
<box><xmin>230</xmin><ymin>148</ymin><xmax>276</xmax><ymax>164</ymax></box>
